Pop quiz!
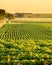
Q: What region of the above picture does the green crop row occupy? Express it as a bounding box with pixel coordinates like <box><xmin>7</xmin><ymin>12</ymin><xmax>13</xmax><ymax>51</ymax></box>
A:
<box><xmin>0</xmin><ymin>23</ymin><xmax>52</xmax><ymax>65</ymax></box>
<box><xmin>0</xmin><ymin>23</ymin><xmax>52</xmax><ymax>40</ymax></box>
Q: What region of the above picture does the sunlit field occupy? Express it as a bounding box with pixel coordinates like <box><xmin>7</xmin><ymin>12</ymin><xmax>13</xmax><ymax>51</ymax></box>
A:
<box><xmin>0</xmin><ymin>21</ymin><xmax>52</xmax><ymax>65</ymax></box>
<box><xmin>13</xmin><ymin>18</ymin><xmax>52</xmax><ymax>22</ymax></box>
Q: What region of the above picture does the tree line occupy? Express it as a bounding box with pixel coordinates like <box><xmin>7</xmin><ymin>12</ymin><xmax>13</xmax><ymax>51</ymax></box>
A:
<box><xmin>0</xmin><ymin>9</ymin><xmax>24</xmax><ymax>20</ymax></box>
<box><xmin>0</xmin><ymin>9</ymin><xmax>14</xmax><ymax>20</ymax></box>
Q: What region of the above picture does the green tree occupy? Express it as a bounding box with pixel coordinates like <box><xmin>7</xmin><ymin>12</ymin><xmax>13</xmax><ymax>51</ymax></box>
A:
<box><xmin>15</xmin><ymin>13</ymin><xmax>24</xmax><ymax>18</ymax></box>
<box><xmin>6</xmin><ymin>13</ymin><xmax>14</xmax><ymax>20</ymax></box>
<box><xmin>0</xmin><ymin>9</ymin><xmax>6</xmax><ymax>19</ymax></box>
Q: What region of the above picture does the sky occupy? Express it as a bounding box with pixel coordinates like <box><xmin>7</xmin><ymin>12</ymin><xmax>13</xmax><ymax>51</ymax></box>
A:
<box><xmin>0</xmin><ymin>0</ymin><xmax>52</xmax><ymax>13</ymax></box>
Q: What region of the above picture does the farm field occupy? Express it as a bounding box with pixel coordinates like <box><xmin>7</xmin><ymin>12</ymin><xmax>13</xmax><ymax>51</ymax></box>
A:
<box><xmin>13</xmin><ymin>18</ymin><xmax>52</xmax><ymax>22</ymax></box>
<box><xmin>0</xmin><ymin>22</ymin><xmax>52</xmax><ymax>65</ymax></box>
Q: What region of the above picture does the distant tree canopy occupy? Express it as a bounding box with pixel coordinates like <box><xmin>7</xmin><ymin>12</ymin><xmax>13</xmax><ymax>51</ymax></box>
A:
<box><xmin>15</xmin><ymin>13</ymin><xmax>24</xmax><ymax>18</ymax></box>
<box><xmin>6</xmin><ymin>13</ymin><xmax>14</xmax><ymax>20</ymax></box>
<box><xmin>0</xmin><ymin>9</ymin><xmax>6</xmax><ymax>19</ymax></box>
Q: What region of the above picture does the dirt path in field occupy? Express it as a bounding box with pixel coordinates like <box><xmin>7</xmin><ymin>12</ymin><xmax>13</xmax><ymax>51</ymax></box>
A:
<box><xmin>0</xmin><ymin>23</ymin><xmax>5</xmax><ymax>27</ymax></box>
<box><xmin>0</xmin><ymin>20</ymin><xmax>6</xmax><ymax>28</ymax></box>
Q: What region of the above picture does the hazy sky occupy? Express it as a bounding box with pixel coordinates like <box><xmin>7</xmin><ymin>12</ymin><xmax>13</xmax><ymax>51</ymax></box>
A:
<box><xmin>0</xmin><ymin>0</ymin><xmax>52</xmax><ymax>13</ymax></box>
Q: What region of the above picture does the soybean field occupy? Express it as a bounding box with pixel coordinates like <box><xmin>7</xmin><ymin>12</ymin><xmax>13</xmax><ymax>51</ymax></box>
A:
<box><xmin>0</xmin><ymin>22</ymin><xmax>52</xmax><ymax>65</ymax></box>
